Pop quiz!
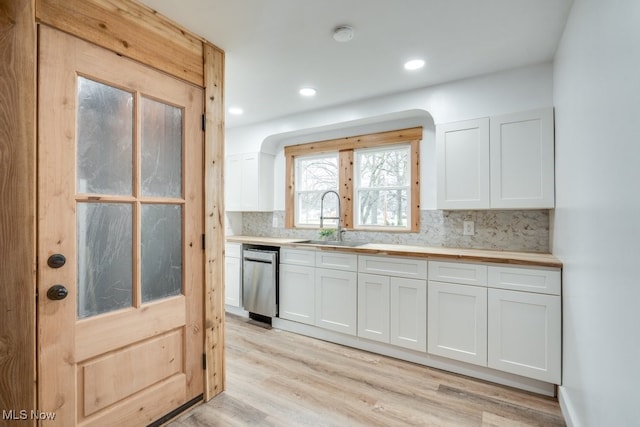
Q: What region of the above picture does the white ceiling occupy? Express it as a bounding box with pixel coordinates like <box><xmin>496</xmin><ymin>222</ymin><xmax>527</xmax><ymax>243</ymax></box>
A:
<box><xmin>137</xmin><ymin>0</ymin><xmax>573</xmax><ymax>129</ymax></box>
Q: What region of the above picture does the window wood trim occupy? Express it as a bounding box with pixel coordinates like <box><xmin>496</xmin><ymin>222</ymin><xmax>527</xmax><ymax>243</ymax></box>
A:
<box><xmin>285</xmin><ymin>127</ymin><xmax>422</xmax><ymax>231</ymax></box>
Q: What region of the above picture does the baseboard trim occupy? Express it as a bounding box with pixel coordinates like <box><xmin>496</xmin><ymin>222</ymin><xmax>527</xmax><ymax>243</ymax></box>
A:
<box><xmin>558</xmin><ymin>387</ymin><xmax>579</xmax><ymax>427</ymax></box>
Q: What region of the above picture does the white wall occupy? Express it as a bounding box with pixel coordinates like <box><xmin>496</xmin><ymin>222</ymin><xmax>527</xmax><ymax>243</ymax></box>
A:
<box><xmin>553</xmin><ymin>1</ymin><xmax>640</xmax><ymax>425</ymax></box>
<box><xmin>226</xmin><ymin>63</ymin><xmax>554</xmax><ymax>211</ymax></box>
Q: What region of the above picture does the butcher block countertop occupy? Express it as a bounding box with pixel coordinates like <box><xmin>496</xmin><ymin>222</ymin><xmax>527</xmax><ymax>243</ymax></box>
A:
<box><xmin>226</xmin><ymin>236</ymin><xmax>562</xmax><ymax>268</ymax></box>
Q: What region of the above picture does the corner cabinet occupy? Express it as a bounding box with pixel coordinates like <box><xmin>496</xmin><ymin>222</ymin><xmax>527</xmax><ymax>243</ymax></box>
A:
<box><xmin>487</xmin><ymin>266</ymin><xmax>561</xmax><ymax>383</ymax></box>
<box><xmin>225</xmin><ymin>152</ymin><xmax>274</xmax><ymax>211</ymax></box>
<box><xmin>490</xmin><ymin>108</ymin><xmax>555</xmax><ymax>208</ymax></box>
<box><xmin>436</xmin><ymin>108</ymin><xmax>555</xmax><ymax>209</ymax></box>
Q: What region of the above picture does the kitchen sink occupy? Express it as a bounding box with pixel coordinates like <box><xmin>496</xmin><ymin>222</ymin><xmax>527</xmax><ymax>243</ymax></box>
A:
<box><xmin>299</xmin><ymin>240</ymin><xmax>366</xmax><ymax>247</ymax></box>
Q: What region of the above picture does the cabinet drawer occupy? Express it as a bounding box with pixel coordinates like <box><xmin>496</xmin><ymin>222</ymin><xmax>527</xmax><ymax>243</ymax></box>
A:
<box><xmin>428</xmin><ymin>261</ymin><xmax>487</xmax><ymax>286</ymax></box>
<box><xmin>225</xmin><ymin>242</ymin><xmax>241</xmax><ymax>258</ymax></box>
<box><xmin>359</xmin><ymin>255</ymin><xmax>427</xmax><ymax>280</ymax></box>
<box><xmin>280</xmin><ymin>248</ymin><xmax>316</xmax><ymax>266</ymax></box>
<box><xmin>488</xmin><ymin>266</ymin><xmax>561</xmax><ymax>295</ymax></box>
<box><xmin>316</xmin><ymin>251</ymin><xmax>358</xmax><ymax>271</ymax></box>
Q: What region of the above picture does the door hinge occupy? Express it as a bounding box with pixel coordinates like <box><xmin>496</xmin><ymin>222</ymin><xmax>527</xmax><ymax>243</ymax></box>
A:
<box><xmin>202</xmin><ymin>234</ymin><xmax>206</xmax><ymax>250</ymax></box>
<box><xmin>202</xmin><ymin>353</ymin><xmax>207</xmax><ymax>370</ymax></box>
<box><xmin>201</xmin><ymin>114</ymin><xmax>206</xmax><ymax>131</ymax></box>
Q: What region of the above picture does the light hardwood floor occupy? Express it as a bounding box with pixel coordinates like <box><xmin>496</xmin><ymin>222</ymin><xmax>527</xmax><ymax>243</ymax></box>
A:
<box><xmin>167</xmin><ymin>314</ymin><xmax>565</xmax><ymax>426</ymax></box>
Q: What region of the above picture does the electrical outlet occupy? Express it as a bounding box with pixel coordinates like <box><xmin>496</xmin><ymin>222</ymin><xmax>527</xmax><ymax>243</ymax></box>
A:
<box><xmin>463</xmin><ymin>220</ymin><xmax>475</xmax><ymax>236</ymax></box>
<box><xmin>272</xmin><ymin>217</ymin><xmax>279</xmax><ymax>228</ymax></box>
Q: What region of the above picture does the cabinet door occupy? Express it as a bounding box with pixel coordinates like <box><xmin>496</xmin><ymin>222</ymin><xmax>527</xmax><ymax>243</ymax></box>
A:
<box><xmin>490</xmin><ymin>108</ymin><xmax>555</xmax><ymax>208</ymax></box>
<box><xmin>357</xmin><ymin>274</ymin><xmax>390</xmax><ymax>343</ymax></box>
<box><xmin>436</xmin><ymin>118</ymin><xmax>490</xmax><ymax>209</ymax></box>
<box><xmin>488</xmin><ymin>289</ymin><xmax>561</xmax><ymax>384</ymax></box>
<box><xmin>427</xmin><ymin>281</ymin><xmax>487</xmax><ymax>366</ymax></box>
<box><xmin>279</xmin><ymin>264</ymin><xmax>315</xmax><ymax>325</ymax></box>
<box><xmin>390</xmin><ymin>277</ymin><xmax>427</xmax><ymax>351</ymax></box>
<box><xmin>225</xmin><ymin>154</ymin><xmax>243</xmax><ymax>211</ymax></box>
<box><xmin>315</xmin><ymin>268</ymin><xmax>357</xmax><ymax>335</ymax></box>
<box><xmin>240</xmin><ymin>153</ymin><xmax>259</xmax><ymax>211</ymax></box>
<box><xmin>224</xmin><ymin>255</ymin><xmax>241</xmax><ymax>307</ymax></box>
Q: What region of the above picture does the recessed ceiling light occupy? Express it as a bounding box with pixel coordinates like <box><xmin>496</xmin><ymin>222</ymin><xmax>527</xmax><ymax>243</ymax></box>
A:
<box><xmin>228</xmin><ymin>107</ymin><xmax>244</xmax><ymax>115</ymax></box>
<box><xmin>333</xmin><ymin>25</ymin><xmax>355</xmax><ymax>43</ymax></box>
<box><xmin>299</xmin><ymin>87</ymin><xmax>317</xmax><ymax>97</ymax></box>
<box><xmin>404</xmin><ymin>59</ymin><xmax>425</xmax><ymax>71</ymax></box>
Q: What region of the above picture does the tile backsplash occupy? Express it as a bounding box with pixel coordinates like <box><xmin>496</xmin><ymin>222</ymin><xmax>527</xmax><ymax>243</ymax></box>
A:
<box><xmin>236</xmin><ymin>209</ymin><xmax>550</xmax><ymax>253</ymax></box>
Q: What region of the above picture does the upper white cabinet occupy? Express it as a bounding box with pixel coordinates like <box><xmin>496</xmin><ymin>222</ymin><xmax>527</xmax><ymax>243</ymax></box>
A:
<box><xmin>226</xmin><ymin>152</ymin><xmax>274</xmax><ymax>211</ymax></box>
<box><xmin>436</xmin><ymin>118</ymin><xmax>490</xmax><ymax>209</ymax></box>
<box><xmin>436</xmin><ymin>108</ymin><xmax>555</xmax><ymax>209</ymax></box>
<box><xmin>490</xmin><ymin>108</ymin><xmax>555</xmax><ymax>208</ymax></box>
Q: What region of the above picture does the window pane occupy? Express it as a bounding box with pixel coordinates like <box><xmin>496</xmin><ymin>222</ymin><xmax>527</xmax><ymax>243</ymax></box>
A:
<box><xmin>296</xmin><ymin>191</ymin><xmax>339</xmax><ymax>227</ymax></box>
<box><xmin>358</xmin><ymin>189</ymin><xmax>408</xmax><ymax>227</ymax></box>
<box><xmin>141</xmin><ymin>204</ymin><xmax>182</xmax><ymax>303</ymax></box>
<box><xmin>77</xmin><ymin>77</ymin><xmax>133</xmax><ymax>195</ymax></box>
<box><xmin>297</xmin><ymin>155</ymin><xmax>337</xmax><ymax>191</ymax></box>
<box><xmin>77</xmin><ymin>203</ymin><xmax>133</xmax><ymax>319</ymax></box>
<box><xmin>141</xmin><ymin>97</ymin><xmax>183</xmax><ymax>198</ymax></box>
<box><xmin>358</xmin><ymin>148</ymin><xmax>409</xmax><ymax>188</ymax></box>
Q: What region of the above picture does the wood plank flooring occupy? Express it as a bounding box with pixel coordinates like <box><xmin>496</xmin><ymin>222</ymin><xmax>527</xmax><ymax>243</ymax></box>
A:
<box><xmin>166</xmin><ymin>314</ymin><xmax>565</xmax><ymax>426</ymax></box>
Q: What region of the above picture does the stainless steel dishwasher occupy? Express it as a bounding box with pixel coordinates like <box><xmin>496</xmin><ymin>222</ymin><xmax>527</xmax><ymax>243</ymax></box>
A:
<box><xmin>242</xmin><ymin>248</ymin><xmax>278</xmax><ymax>319</ymax></box>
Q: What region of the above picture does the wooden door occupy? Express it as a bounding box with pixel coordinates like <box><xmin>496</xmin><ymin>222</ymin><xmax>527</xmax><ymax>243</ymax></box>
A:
<box><xmin>37</xmin><ymin>26</ymin><xmax>204</xmax><ymax>426</ymax></box>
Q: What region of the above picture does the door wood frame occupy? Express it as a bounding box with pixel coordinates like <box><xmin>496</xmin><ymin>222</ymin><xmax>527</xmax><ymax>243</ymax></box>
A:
<box><xmin>0</xmin><ymin>0</ymin><xmax>225</xmax><ymax>423</ymax></box>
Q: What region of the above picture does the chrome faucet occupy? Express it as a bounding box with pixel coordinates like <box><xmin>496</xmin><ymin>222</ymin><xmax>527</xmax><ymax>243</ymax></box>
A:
<box><xmin>320</xmin><ymin>190</ymin><xmax>342</xmax><ymax>241</ymax></box>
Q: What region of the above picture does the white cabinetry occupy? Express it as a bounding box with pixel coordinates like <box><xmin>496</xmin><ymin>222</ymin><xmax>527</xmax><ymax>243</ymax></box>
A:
<box><xmin>358</xmin><ymin>255</ymin><xmax>427</xmax><ymax>351</ymax></box>
<box><xmin>226</xmin><ymin>152</ymin><xmax>274</xmax><ymax>211</ymax></box>
<box><xmin>436</xmin><ymin>118</ymin><xmax>490</xmax><ymax>209</ymax></box>
<box><xmin>428</xmin><ymin>261</ymin><xmax>488</xmax><ymax>366</ymax></box>
<box><xmin>490</xmin><ymin>108</ymin><xmax>555</xmax><ymax>208</ymax></box>
<box><xmin>487</xmin><ymin>265</ymin><xmax>561</xmax><ymax>383</ymax></box>
<box><xmin>315</xmin><ymin>267</ymin><xmax>357</xmax><ymax>335</ymax></box>
<box><xmin>436</xmin><ymin>108</ymin><xmax>554</xmax><ymax>209</ymax></box>
<box><xmin>389</xmin><ymin>277</ymin><xmax>427</xmax><ymax>351</ymax></box>
<box><xmin>224</xmin><ymin>243</ymin><xmax>242</xmax><ymax>307</ymax></box>
<box><xmin>280</xmin><ymin>249</ymin><xmax>358</xmax><ymax>335</ymax></box>
<box><xmin>279</xmin><ymin>248</ymin><xmax>315</xmax><ymax>325</ymax></box>
<box><xmin>358</xmin><ymin>273</ymin><xmax>390</xmax><ymax>343</ymax></box>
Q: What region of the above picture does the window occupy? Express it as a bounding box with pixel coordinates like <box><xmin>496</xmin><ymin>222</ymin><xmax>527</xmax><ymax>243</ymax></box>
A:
<box><xmin>295</xmin><ymin>153</ymin><xmax>338</xmax><ymax>227</ymax></box>
<box><xmin>355</xmin><ymin>145</ymin><xmax>410</xmax><ymax>228</ymax></box>
<box><xmin>285</xmin><ymin>127</ymin><xmax>421</xmax><ymax>231</ymax></box>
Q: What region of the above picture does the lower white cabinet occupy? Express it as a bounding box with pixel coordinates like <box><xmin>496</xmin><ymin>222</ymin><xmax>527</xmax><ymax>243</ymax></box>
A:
<box><xmin>315</xmin><ymin>268</ymin><xmax>357</xmax><ymax>335</ymax></box>
<box><xmin>279</xmin><ymin>263</ymin><xmax>315</xmax><ymax>325</ymax></box>
<box><xmin>224</xmin><ymin>243</ymin><xmax>242</xmax><ymax>307</ymax></box>
<box><xmin>427</xmin><ymin>281</ymin><xmax>487</xmax><ymax>366</ymax></box>
<box><xmin>389</xmin><ymin>277</ymin><xmax>427</xmax><ymax>352</ymax></box>
<box><xmin>487</xmin><ymin>288</ymin><xmax>561</xmax><ymax>383</ymax></box>
<box><xmin>357</xmin><ymin>273</ymin><xmax>390</xmax><ymax>343</ymax></box>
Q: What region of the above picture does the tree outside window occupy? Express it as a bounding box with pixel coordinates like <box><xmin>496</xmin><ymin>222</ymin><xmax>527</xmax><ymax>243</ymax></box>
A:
<box><xmin>355</xmin><ymin>145</ymin><xmax>410</xmax><ymax>228</ymax></box>
<box><xmin>294</xmin><ymin>153</ymin><xmax>338</xmax><ymax>227</ymax></box>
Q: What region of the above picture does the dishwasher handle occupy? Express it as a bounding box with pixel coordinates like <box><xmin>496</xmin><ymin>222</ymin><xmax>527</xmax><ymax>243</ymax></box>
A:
<box><xmin>244</xmin><ymin>257</ymin><xmax>273</xmax><ymax>264</ymax></box>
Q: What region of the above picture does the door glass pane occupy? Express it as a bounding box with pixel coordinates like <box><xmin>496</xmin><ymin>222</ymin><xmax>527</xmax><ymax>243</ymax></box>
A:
<box><xmin>77</xmin><ymin>203</ymin><xmax>133</xmax><ymax>319</ymax></box>
<box><xmin>77</xmin><ymin>77</ymin><xmax>133</xmax><ymax>195</ymax></box>
<box><xmin>141</xmin><ymin>97</ymin><xmax>183</xmax><ymax>198</ymax></box>
<box><xmin>141</xmin><ymin>204</ymin><xmax>182</xmax><ymax>302</ymax></box>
